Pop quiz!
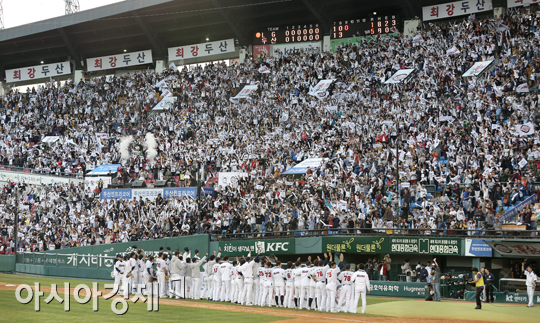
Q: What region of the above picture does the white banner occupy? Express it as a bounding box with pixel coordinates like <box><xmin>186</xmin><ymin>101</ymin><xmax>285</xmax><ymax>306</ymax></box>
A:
<box><xmin>168</xmin><ymin>38</ymin><xmax>235</xmax><ymax>60</ymax></box>
<box><xmin>234</xmin><ymin>84</ymin><xmax>258</xmax><ymax>99</ymax></box>
<box><xmin>169</xmin><ymin>62</ymin><xmax>177</xmax><ymax>71</ymax></box>
<box><xmin>258</xmin><ymin>65</ymin><xmax>270</xmax><ymax>73</ymax></box>
<box><xmin>87</xmin><ymin>50</ymin><xmax>153</xmax><ymax>72</ymax></box>
<box><xmin>152</xmin><ymin>90</ymin><xmax>174</xmax><ymax>111</ymax></box>
<box><xmin>462</xmin><ymin>60</ymin><xmax>493</xmax><ymax>77</ymax></box>
<box><xmin>95</xmin><ymin>133</ymin><xmax>108</xmax><ymax>146</ymax></box>
<box><xmin>85</xmin><ymin>176</ymin><xmax>112</xmax><ymax>192</ymax></box>
<box><xmin>42</xmin><ymin>136</ymin><xmax>61</xmax><ymax>143</ymax></box>
<box><xmin>217</xmin><ymin>172</ymin><xmax>248</xmax><ymax>188</ymax></box>
<box><xmin>155</xmin><ymin>79</ymin><xmax>168</xmax><ymax>90</ymax></box>
<box><xmin>508</xmin><ymin>0</ymin><xmax>538</xmax><ymax>8</ymax></box>
<box><xmin>446</xmin><ymin>46</ymin><xmax>461</xmax><ymax>55</ymax></box>
<box><xmin>412</xmin><ymin>34</ymin><xmax>424</xmax><ymax>43</ymax></box>
<box><xmin>271</xmin><ymin>41</ymin><xmax>321</xmax><ymax>56</ymax></box>
<box><xmin>309</xmin><ymin>79</ymin><xmax>335</xmax><ymax>96</ymax></box>
<box><xmin>6</xmin><ymin>61</ymin><xmax>71</xmax><ymax>83</ymax></box>
<box><xmin>439</xmin><ymin>116</ymin><xmax>455</xmax><ymax>122</ymax></box>
<box><xmin>422</xmin><ymin>0</ymin><xmax>493</xmax><ymax>21</ymax></box>
<box><xmin>315</xmin><ymin>91</ymin><xmax>329</xmax><ymax>100</ymax></box>
<box><xmin>516</xmin><ymin>83</ymin><xmax>529</xmax><ymax>93</ymax></box>
<box><xmin>516</xmin><ymin>122</ymin><xmax>535</xmax><ymax>136</ymax></box>
<box><xmin>385</xmin><ymin>69</ymin><xmax>415</xmax><ymax>84</ymax></box>
<box><xmin>0</xmin><ymin>170</ymin><xmax>83</xmax><ymax>185</ymax></box>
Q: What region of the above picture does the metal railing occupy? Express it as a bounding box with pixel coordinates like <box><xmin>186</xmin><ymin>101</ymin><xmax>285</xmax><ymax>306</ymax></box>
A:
<box><xmin>210</xmin><ymin>228</ymin><xmax>538</xmax><ymax>241</ymax></box>
<box><xmin>0</xmin><ymin>165</ymin><xmax>83</xmax><ymax>179</ymax></box>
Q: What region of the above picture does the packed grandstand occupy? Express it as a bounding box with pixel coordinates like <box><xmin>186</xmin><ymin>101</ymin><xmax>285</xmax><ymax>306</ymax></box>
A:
<box><xmin>1</xmin><ymin>4</ymin><xmax>540</xmax><ymax>253</ymax></box>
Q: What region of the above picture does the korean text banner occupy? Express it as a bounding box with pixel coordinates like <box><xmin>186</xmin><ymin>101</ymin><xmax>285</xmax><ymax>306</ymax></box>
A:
<box><xmin>389</xmin><ymin>237</ymin><xmax>461</xmax><ymax>255</ymax></box>
<box><xmin>322</xmin><ymin>236</ymin><xmax>389</xmax><ymax>254</ymax></box>
<box><xmin>465</xmin><ymin>239</ymin><xmax>492</xmax><ymax>257</ymax></box>
<box><xmin>87</xmin><ymin>50</ymin><xmax>152</xmax><ymax>72</ymax></box>
<box><xmin>422</xmin><ymin>0</ymin><xmax>493</xmax><ymax>21</ymax></box>
<box><xmin>234</xmin><ymin>84</ymin><xmax>258</xmax><ymax>99</ymax></box>
<box><xmin>462</xmin><ymin>60</ymin><xmax>493</xmax><ymax>77</ymax></box>
<box><xmin>508</xmin><ymin>0</ymin><xmax>537</xmax><ymax>8</ymax></box>
<box><xmin>168</xmin><ymin>38</ymin><xmax>235</xmax><ymax>60</ymax></box>
<box><xmin>485</xmin><ymin>241</ymin><xmax>540</xmax><ymax>257</ymax></box>
<box><xmin>219</xmin><ymin>239</ymin><xmax>295</xmax><ymax>256</ymax></box>
<box><xmin>6</xmin><ymin>61</ymin><xmax>71</xmax><ymax>83</ymax></box>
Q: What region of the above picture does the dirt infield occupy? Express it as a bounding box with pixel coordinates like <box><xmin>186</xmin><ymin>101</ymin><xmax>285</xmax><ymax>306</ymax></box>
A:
<box><xmin>0</xmin><ymin>282</ymin><xmax>501</xmax><ymax>323</ymax></box>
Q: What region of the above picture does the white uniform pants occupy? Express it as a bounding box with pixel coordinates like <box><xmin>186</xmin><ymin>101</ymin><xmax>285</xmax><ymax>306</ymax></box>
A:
<box><xmin>169</xmin><ymin>274</ymin><xmax>182</xmax><ymax>298</ymax></box>
<box><xmin>300</xmin><ymin>285</ymin><xmax>310</xmax><ymax>309</ymax></box>
<box><xmin>157</xmin><ymin>272</ymin><xmax>166</xmax><ymax>297</ymax></box>
<box><xmin>337</xmin><ymin>285</ymin><xmax>351</xmax><ymax>311</ymax></box>
<box><xmin>293</xmin><ymin>284</ymin><xmax>301</xmax><ymax>307</ymax></box>
<box><xmin>326</xmin><ymin>286</ymin><xmax>337</xmax><ymax>312</ymax></box>
<box><xmin>122</xmin><ymin>275</ymin><xmax>131</xmax><ymax>298</ymax></box>
<box><xmin>528</xmin><ymin>286</ymin><xmax>535</xmax><ymax>307</ymax></box>
<box><xmin>263</xmin><ymin>281</ymin><xmax>274</xmax><ymax>306</ymax></box>
<box><xmin>192</xmin><ymin>277</ymin><xmax>200</xmax><ymax>299</ymax></box>
<box><xmin>230</xmin><ymin>278</ymin><xmax>237</xmax><ymax>302</ymax></box>
<box><xmin>256</xmin><ymin>279</ymin><xmax>264</xmax><ymax>305</ymax></box>
<box><xmin>114</xmin><ymin>274</ymin><xmax>122</xmax><ymax>295</ymax></box>
<box><xmin>275</xmin><ymin>284</ymin><xmax>284</xmax><ymax>306</ymax></box>
<box><xmin>316</xmin><ymin>281</ymin><xmax>325</xmax><ymax>310</ymax></box>
<box><xmin>142</xmin><ymin>273</ymin><xmax>151</xmax><ymax>295</ymax></box>
<box><xmin>137</xmin><ymin>272</ymin><xmax>145</xmax><ymax>294</ymax></box>
<box><xmin>213</xmin><ymin>278</ymin><xmax>221</xmax><ymax>301</ymax></box>
<box><xmin>205</xmin><ymin>275</ymin><xmax>213</xmax><ymax>299</ymax></box>
<box><xmin>235</xmin><ymin>279</ymin><xmax>244</xmax><ymax>303</ymax></box>
<box><xmin>243</xmin><ymin>278</ymin><xmax>254</xmax><ymax>305</ymax></box>
<box><xmin>352</xmin><ymin>288</ymin><xmax>367</xmax><ymax>313</ymax></box>
<box><xmin>185</xmin><ymin>276</ymin><xmax>192</xmax><ymax>299</ymax></box>
<box><xmin>221</xmin><ymin>280</ymin><xmax>231</xmax><ymax>301</ymax></box>
<box><xmin>285</xmin><ymin>282</ymin><xmax>294</xmax><ymax>308</ymax></box>
<box><xmin>309</xmin><ymin>283</ymin><xmax>317</xmax><ymax>308</ymax></box>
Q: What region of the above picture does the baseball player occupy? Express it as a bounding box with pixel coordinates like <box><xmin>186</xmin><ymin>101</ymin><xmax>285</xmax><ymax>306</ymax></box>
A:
<box><xmin>137</xmin><ymin>254</ymin><xmax>145</xmax><ymax>294</ymax></box>
<box><xmin>293</xmin><ymin>260</ymin><xmax>302</xmax><ymax>308</ymax></box>
<box><xmin>169</xmin><ymin>250</ymin><xmax>185</xmax><ymax>299</ymax></box>
<box><xmin>220</xmin><ymin>256</ymin><xmax>233</xmax><ymax>302</ymax></box>
<box><xmin>128</xmin><ymin>252</ymin><xmax>138</xmax><ymax>295</ymax></box>
<box><xmin>299</xmin><ymin>261</ymin><xmax>311</xmax><ymax>309</ymax></box>
<box><xmin>262</xmin><ymin>261</ymin><xmax>274</xmax><ymax>307</ymax></box>
<box><xmin>256</xmin><ymin>258</ymin><xmax>266</xmax><ymax>306</ymax></box>
<box><xmin>212</xmin><ymin>257</ymin><xmax>222</xmax><ymax>301</ymax></box>
<box><xmin>156</xmin><ymin>252</ymin><xmax>168</xmax><ymax>298</ymax></box>
<box><xmin>351</xmin><ymin>263</ymin><xmax>371</xmax><ymax>314</ymax></box>
<box><xmin>184</xmin><ymin>257</ymin><xmax>193</xmax><ymax>299</ymax></box>
<box><xmin>190</xmin><ymin>253</ymin><xmax>207</xmax><ymax>300</ymax></box>
<box><xmin>337</xmin><ymin>264</ymin><xmax>354</xmax><ymax>312</ymax></box>
<box><xmin>308</xmin><ymin>261</ymin><xmax>318</xmax><ymax>309</ymax></box>
<box><xmin>315</xmin><ymin>256</ymin><xmax>331</xmax><ymax>311</ymax></box>
<box><xmin>325</xmin><ymin>261</ymin><xmax>340</xmax><ymax>313</ymax></box>
<box><xmin>143</xmin><ymin>255</ymin><xmax>154</xmax><ymax>296</ymax></box>
<box><xmin>113</xmin><ymin>254</ymin><xmax>124</xmax><ymax>295</ymax></box>
<box><xmin>231</xmin><ymin>260</ymin><xmax>239</xmax><ymax>303</ymax></box>
<box><xmin>205</xmin><ymin>252</ymin><xmax>219</xmax><ymax>300</ymax></box>
<box><xmin>252</xmin><ymin>256</ymin><xmax>261</xmax><ymax>306</ymax></box>
<box><xmin>284</xmin><ymin>261</ymin><xmax>295</xmax><ymax>308</ymax></box>
<box><xmin>273</xmin><ymin>260</ymin><xmax>285</xmax><ymax>307</ymax></box>
<box><xmin>121</xmin><ymin>254</ymin><xmax>133</xmax><ymax>299</ymax></box>
<box><xmin>239</xmin><ymin>252</ymin><xmax>257</xmax><ymax>306</ymax></box>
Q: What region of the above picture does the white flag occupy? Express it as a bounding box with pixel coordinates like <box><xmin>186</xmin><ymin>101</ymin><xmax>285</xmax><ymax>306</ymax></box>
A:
<box><xmin>516</xmin><ymin>83</ymin><xmax>529</xmax><ymax>93</ymax></box>
<box><xmin>516</xmin><ymin>122</ymin><xmax>535</xmax><ymax>136</ymax></box>
<box><xmin>155</xmin><ymin>79</ymin><xmax>168</xmax><ymax>90</ymax></box>
<box><xmin>229</xmin><ymin>97</ymin><xmax>239</xmax><ymax>104</ymax></box>
<box><xmin>315</xmin><ymin>91</ymin><xmax>329</xmax><ymax>100</ymax></box>
<box><xmin>169</xmin><ymin>62</ymin><xmax>177</xmax><ymax>71</ymax></box>
<box><xmin>258</xmin><ymin>65</ymin><xmax>270</xmax><ymax>74</ymax></box>
<box><xmin>446</xmin><ymin>46</ymin><xmax>460</xmax><ymax>55</ymax></box>
<box><xmin>493</xmin><ymin>84</ymin><xmax>503</xmax><ymax>97</ymax></box>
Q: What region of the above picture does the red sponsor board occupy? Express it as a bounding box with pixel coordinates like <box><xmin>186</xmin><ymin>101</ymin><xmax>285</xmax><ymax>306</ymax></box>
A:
<box><xmin>253</xmin><ymin>45</ymin><xmax>270</xmax><ymax>57</ymax></box>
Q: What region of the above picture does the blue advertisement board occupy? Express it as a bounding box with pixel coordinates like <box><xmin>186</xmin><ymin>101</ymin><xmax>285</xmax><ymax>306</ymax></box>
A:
<box><xmin>101</xmin><ymin>187</ymin><xmax>213</xmax><ymax>200</ymax></box>
<box><xmin>465</xmin><ymin>239</ymin><xmax>492</xmax><ymax>257</ymax></box>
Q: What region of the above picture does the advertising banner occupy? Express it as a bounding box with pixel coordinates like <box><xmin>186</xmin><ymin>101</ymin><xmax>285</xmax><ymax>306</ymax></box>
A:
<box><xmin>0</xmin><ymin>170</ymin><xmax>83</xmax><ymax>185</ymax></box>
<box><xmin>485</xmin><ymin>241</ymin><xmax>540</xmax><ymax>257</ymax></box>
<box><xmin>465</xmin><ymin>291</ymin><xmax>540</xmax><ymax>304</ymax></box>
<box><xmin>101</xmin><ymin>187</ymin><xmax>212</xmax><ymax>200</ymax></box>
<box><xmin>219</xmin><ymin>239</ymin><xmax>295</xmax><ymax>256</ymax></box>
<box><xmin>322</xmin><ymin>236</ymin><xmax>389</xmax><ymax>254</ymax></box>
<box><xmin>389</xmin><ymin>237</ymin><xmax>461</xmax><ymax>255</ymax></box>
<box><xmin>217</xmin><ymin>172</ymin><xmax>249</xmax><ymax>188</ymax></box>
<box><xmin>370</xmin><ymin>281</ymin><xmax>428</xmax><ymax>298</ymax></box>
<box><xmin>465</xmin><ymin>239</ymin><xmax>492</xmax><ymax>257</ymax></box>
<box><xmin>271</xmin><ymin>41</ymin><xmax>321</xmax><ymax>56</ymax></box>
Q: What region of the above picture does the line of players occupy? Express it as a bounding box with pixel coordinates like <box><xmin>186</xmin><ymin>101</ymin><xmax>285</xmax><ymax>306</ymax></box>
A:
<box><xmin>113</xmin><ymin>247</ymin><xmax>371</xmax><ymax>314</ymax></box>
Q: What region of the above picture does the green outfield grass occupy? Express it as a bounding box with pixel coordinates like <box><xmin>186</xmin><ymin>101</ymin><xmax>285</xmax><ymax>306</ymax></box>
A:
<box><xmin>0</xmin><ymin>274</ymin><xmax>538</xmax><ymax>322</ymax></box>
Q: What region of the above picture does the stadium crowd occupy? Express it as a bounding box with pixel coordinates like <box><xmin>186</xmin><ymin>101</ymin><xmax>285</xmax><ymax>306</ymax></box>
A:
<box><xmin>1</xmin><ymin>7</ymin><xmax>540</xmax><ymax>253</ymax></box>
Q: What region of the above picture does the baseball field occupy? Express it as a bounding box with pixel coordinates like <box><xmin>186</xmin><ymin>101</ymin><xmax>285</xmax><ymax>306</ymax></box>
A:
<box><xmin>0</xmin><ymin>274</ymin><xmax>536</xmax><ymax>323</ymax></box>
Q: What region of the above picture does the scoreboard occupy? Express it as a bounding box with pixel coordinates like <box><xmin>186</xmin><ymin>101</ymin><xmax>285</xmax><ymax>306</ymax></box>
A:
<box><xmin>331</xmin><ymin>16</ymin><xmax>399</xmax><ymax>39</ymax></box>
<box><xmin>253</xmin><ymin>24</ymin><xmax>321</xmax><ymax>45</ymax></box>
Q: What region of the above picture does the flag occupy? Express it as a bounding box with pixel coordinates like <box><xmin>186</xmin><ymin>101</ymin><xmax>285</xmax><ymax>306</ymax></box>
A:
<box><xmin>498</xmin><ymin>23</ymin><xmax>509</xmax><ymax>32</ymax></box>
<box><xmin>315</xmin><ymin>91</ymin><xmax>328</xmax><ymax>100</ymax></box>
<box><xmin>155</xmin><ymin>80</ymin><xmax>168</xmax><ymax>90</ymax></box>
<box><xmin>446</xmin><ymin>46</ymin><xmax>460</xmax><ymax>55</ymax></box>
<box><xmin>493</xmin><ymin>84</ymin><xmax>503</xmax><ymax>97</ymax></box>
<box><xmin>258</xmin><ymin>65</ymin><xmax>270</xmax><ymax>74</ymax></box>
<box><xmin>169</xmin><ymin>62</ymin><xmax>177</xmax><ymax>71</ymax></box>
<box><xmin>516</xmin><ymin>122</ymin><xmax>535</xmax><ymax>136</ymax></box>
<box><xmin>516</xmin><ymin>83</ymin><xmax>529</xmax><ymax>93</ymax></box>
<box><xmin>413</xmin><ymin>34</ymin><xmax>424</xmax><ymax>43</ymax></box>
<box><xmin>364</xmin><ymin>30</ymin><xmax>371</xmax><ymax>35</ymax></box>
<box><xmin>229</xmin><ymin>97</ymin><xmax>239</xmax><ymax>104</ymax></box>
